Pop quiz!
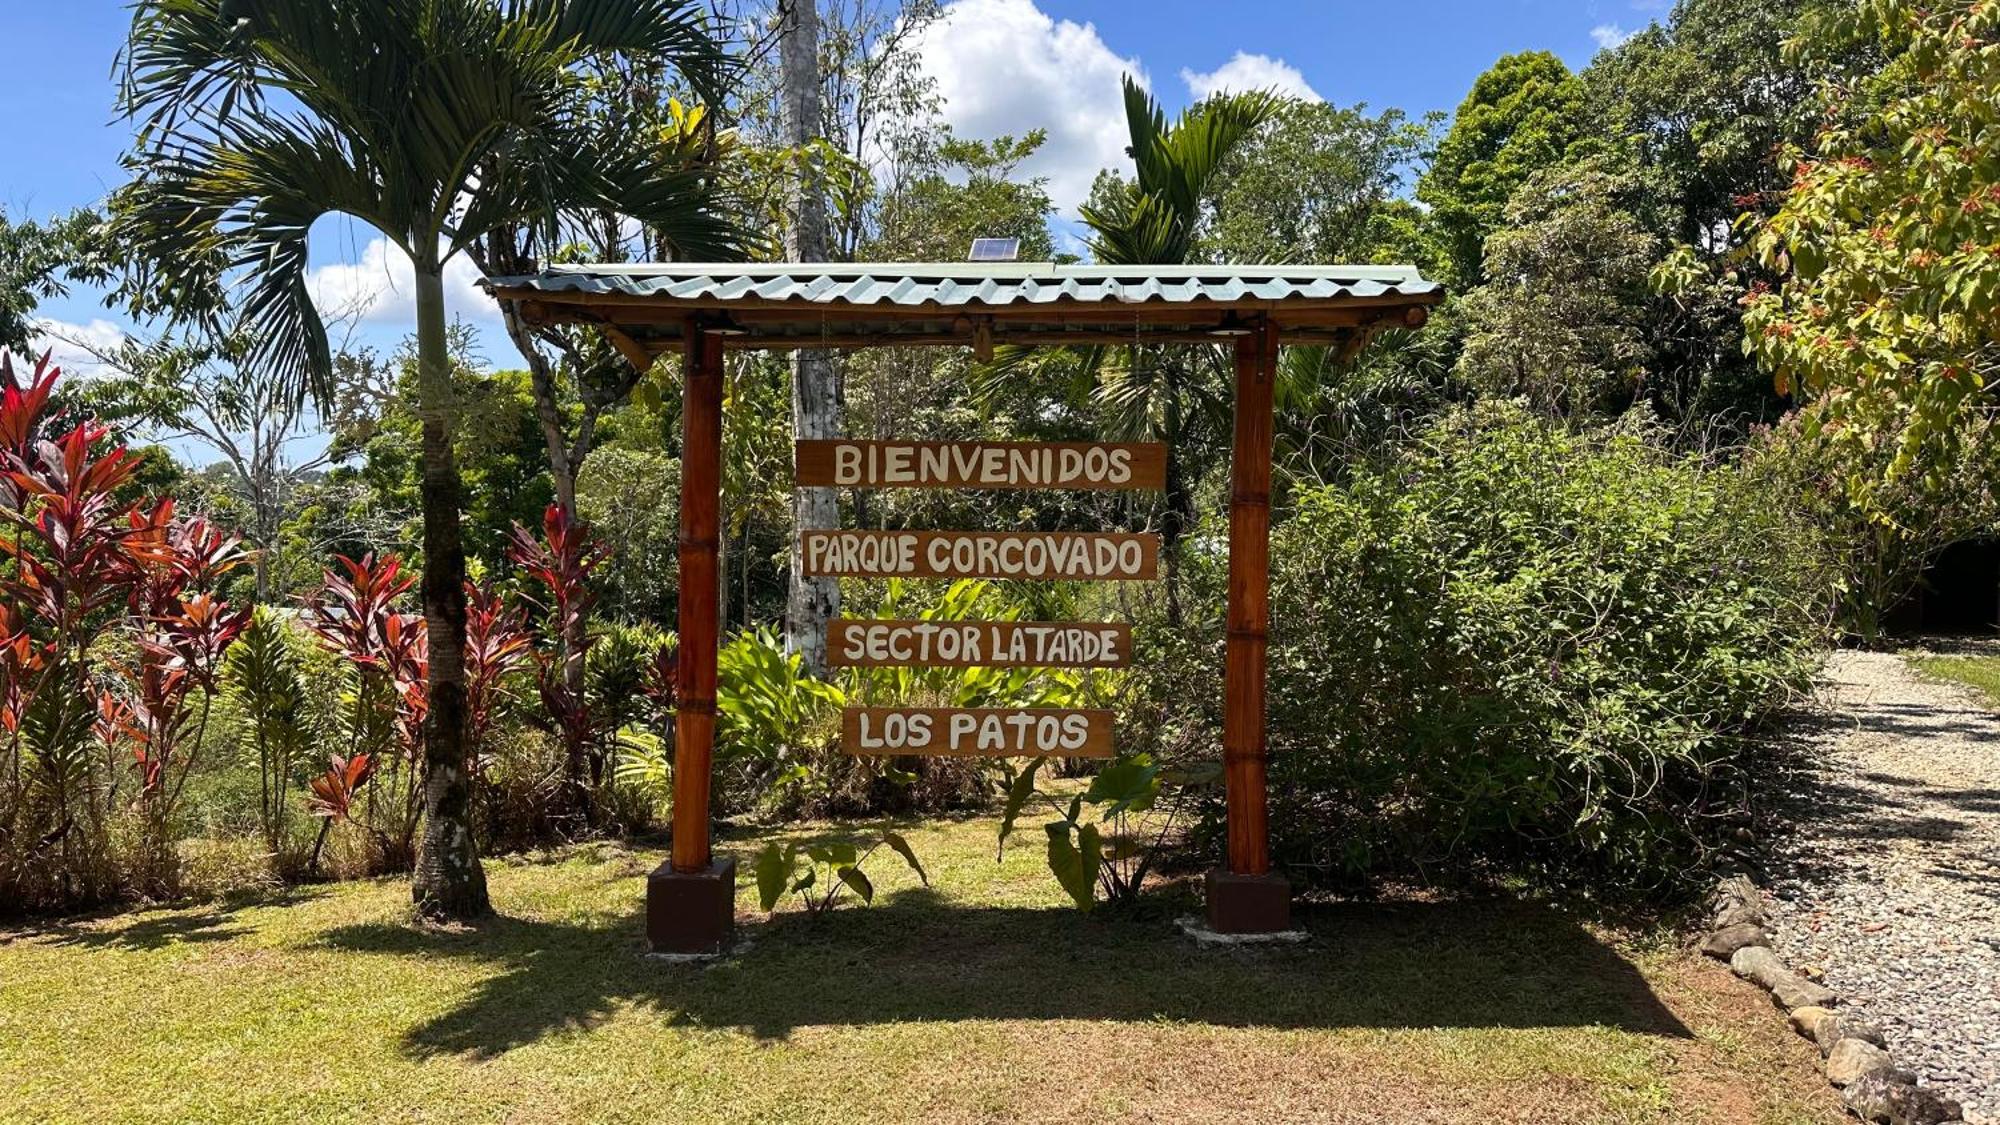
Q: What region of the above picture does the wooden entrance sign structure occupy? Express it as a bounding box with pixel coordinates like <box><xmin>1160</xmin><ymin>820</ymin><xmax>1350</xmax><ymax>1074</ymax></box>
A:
<box><xmin>485</xmin><ymin>263</ymin><xmax>1440</xmax><ymax>953</ymax></box>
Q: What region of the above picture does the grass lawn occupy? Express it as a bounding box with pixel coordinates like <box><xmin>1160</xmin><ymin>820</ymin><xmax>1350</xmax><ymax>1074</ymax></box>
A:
<box><xmin>1909</xmin><ymin>649</ymin><xmax>2000</xmax><ymax>708</ymax></box>
<box><xmin>1</xmin><ymin>812</ymin><xmax>1839</xmax><ymax>1125</ymax></box>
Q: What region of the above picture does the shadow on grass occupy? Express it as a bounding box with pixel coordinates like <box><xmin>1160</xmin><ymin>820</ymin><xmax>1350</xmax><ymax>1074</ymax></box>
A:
<box><xmin>39</xmin><ymin>909</ymin><xmax>252</xmax><ymax>950</ymax></box>
<box><xmin>320</xmin><ymin>888</ymin><xmax>1691</xmax><ymax>1061</ymax></box>
<box><xmin>16</xmin><ymin>884</ymin><xmax>335</xmax><ymax>951</ymax></box>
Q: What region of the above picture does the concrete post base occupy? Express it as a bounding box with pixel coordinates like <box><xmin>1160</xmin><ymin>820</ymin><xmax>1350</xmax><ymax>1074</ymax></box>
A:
<box><xmin>646</xmin><ymin>857</ymin><xmax>736</xmax><ymax>955</ymax></box>
<box><xmin>1204</xmin><ymin>866</ymin><xmax>1292</xmax><ymax>934</ymax></box>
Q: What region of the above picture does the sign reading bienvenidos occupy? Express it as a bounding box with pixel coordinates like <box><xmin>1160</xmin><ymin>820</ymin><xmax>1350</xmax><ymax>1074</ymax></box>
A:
<box><xmin>842</xmin><ymin>707</ymin><xmax>1115</xmax><ymax>758</ymax></box>
<box><xmin>829</xmin><ymin>619</ymin><xmax>1131</xmax><ymax>668</ymax></box>
<box><xmin>801</xmin><ymin>530</ymin><xmax>1156</xmax><ymax>581</ymax></box>
<box><xmin>797</xmin><ymin>440</ymin><xmax>1166</xmax><ymax>491</ymax></box>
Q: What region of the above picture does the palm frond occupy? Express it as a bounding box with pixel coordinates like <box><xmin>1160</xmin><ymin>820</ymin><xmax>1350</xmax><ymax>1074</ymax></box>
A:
<box><xmin>1083</xmin><ymin>81</ymin><xmax>1279</xmax><ymax>266</ymax></box>
<box><xmin>120</xmin><ymin>0</ymin><xmax>741</xmax><ymax>410</ymax></box>
<box><xmin>1155</xmin><ymin>90</ymin><xmax>1281</xmax><ymax>215</ymax></box>
<box><xmin>541</xmin><ymin>0</ymin><xmax>731</xmax><ymax>103</ymax></box>
<box><xmin>967</xmin><ymin>343</ymin><xmax>1111</xmax><ymax>419</ymax></box>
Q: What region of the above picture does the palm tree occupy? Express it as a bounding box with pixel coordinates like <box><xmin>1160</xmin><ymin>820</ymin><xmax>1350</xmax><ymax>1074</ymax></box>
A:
<box><xmin>988</xmin><ymin>77</ymin><xmax>1276</xmax><ymax>621</ymax></box>
<box><xmin>118</xmin><ymin>0</ymin><xmax>738</xmax><ymax>919</ymax></box>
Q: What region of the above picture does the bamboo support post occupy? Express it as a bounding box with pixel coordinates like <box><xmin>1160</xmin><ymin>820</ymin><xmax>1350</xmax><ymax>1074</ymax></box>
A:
<box><xmin>672</xmin><ymin>325</ymin><xmax>724</xmax><ymax>873</ymax></box>
<box><xmin>648</xmin><ymin>322</ymin><xmax>735</xmax><ymax>954</ymax></box>
<box><xmin>1206</xmin><ymin>319</ymin><xmax>1290</xmax><ymax>933</ymax></box>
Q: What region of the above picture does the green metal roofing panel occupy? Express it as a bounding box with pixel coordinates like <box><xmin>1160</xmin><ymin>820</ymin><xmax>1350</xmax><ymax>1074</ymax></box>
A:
<box><xmin>483</xmin><ymin>262</ymin><xmax>1441</xmax><ymax>309</ymax></box>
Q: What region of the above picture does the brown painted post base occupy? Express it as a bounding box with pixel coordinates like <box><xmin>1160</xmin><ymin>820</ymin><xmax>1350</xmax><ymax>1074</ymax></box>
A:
<box><xmin>646</xmin><ymin>857</ymin><xmax>737</xmax><ymax>955</ymax></box>
<box><xmin>1205</xmin><ymin>867</ymin><xmax>1292</xmax><ymax>934</ymax></box>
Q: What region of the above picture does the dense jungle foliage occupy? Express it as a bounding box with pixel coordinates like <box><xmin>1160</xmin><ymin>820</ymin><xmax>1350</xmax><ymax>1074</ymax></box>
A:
<box><xmin>2</xmin><ymin>0</ymin><xmax>1995</xmax><ymax>917</ymax></box>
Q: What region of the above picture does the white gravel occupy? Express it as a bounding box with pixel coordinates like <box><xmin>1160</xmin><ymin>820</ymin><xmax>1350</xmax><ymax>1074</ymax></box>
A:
<box><xmin>1761</xmin><ymin>646</ymin><xmax>2000</xmax><ymax>1122</ymax></box>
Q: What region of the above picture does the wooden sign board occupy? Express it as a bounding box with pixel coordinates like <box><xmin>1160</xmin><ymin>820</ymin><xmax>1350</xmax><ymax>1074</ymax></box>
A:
<box><xmin>842</xmin><ymin>707</ymin><xmax>1115</xmax><ymax>757</ymax></box>
<box><xmin>797</xmin><ymin>440</ymin><xmax>1166</xmax><ymax>491</ymax></box>
<box><xmin>829</xmin><ymin>619</ymin><xmax>1131</xmax><ymax>668</ymax></box>
<box><xmin>801</xmin><ymin>530</ymin><xmax>1157</xmax><ymax>581</ymax></box>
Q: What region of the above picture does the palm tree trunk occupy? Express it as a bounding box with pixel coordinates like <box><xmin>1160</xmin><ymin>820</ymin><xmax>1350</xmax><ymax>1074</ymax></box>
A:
<box><xmin>408</xmin><ymin>261</ymin><xmax>491</xmax><ymax>921</ymax></box>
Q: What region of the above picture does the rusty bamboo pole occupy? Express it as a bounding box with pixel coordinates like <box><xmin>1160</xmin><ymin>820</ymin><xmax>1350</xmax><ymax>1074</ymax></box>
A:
<box><xmin>671</xmin><ymin>325</ymin><xmax>725</xmax><ymax>873</ymax></box>
<box><xmin>1223</xmin><ymin>320</ymin><xmax>1278</xmax><ymax>876</ymax></box>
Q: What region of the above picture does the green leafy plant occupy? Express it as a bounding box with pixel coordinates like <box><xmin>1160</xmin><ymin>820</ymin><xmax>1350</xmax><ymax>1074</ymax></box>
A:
<box><xmin>998</xmin><ymin>753</ymin><xmax>1198</xmax><ymax>911</ymax></box>
<box><xmin>1746</xmin><ymin>0</ymin><xmax>2000</xmax><ymax>481</ymax></box>
<box><xmin>1199</xmin><ymin>403</ymin><xmax>1833</xmax><ymax>898</ymax></box>
<box><xmin>222</xmin><ymin>605</ymin><xmax>315</xmax><ymax>860</ymax></box>
<box><xmin>751</xmin><ymin>830</ymin><xmax>927</xmax><ymax>918</ymax></box>
<box><xmin>716</xmin><ymin>626</ymin><xmax>846</xmax><ymax>763</ymax></box>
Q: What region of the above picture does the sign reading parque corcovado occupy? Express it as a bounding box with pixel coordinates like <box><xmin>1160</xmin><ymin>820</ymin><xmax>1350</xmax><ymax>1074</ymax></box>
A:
<box><xmin>801</xmin><ymin>529</ymin><xmax>1157</xmax><ymax>581</ymax></box>
<box><xmin>796</xmin><ymin>440</ymin><xmax>1167</xmax><ymax>491</ymax></box>
<box><xmin>841</xmin><ymin>707</ymin><xmax>1116</xmax><ymax>757</ymax></box>
<box><xmin>828</xmin><ymin>619</ymin><xmax>1131</xmax><ymax>668</ymax></box>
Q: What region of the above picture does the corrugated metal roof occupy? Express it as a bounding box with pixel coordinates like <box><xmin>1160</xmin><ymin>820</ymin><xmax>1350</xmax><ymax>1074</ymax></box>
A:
<box><xmin>483</xmin><ymin>262</ymin><xmax>1441</xmax><ymax>309</ymax></box>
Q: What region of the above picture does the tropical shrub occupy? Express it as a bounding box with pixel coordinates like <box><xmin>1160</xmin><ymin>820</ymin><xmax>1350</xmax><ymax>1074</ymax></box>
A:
<box><xmin>1744</xmin><ymin>412</ymin><xmax>2000</xmax><ymax>643</ymax></box>
<box><xmin>298</xmin><ymin>554</ymin><xmax>428</xmax><ymax>873</ymax></box>
<box><xmin>750</xmin><ymin>829</ymin><xmax>927</xmax><ymax>918</ymax></box>
<box><xmin>508</xmin><ymin>504</ymin><xmax>612</xmax><ymax>827</ymax></box>
<box><xmin>996</xmin><ymin>751</ymin><xmax>1205</xmax><ymax>912</ymax></box>
<box><xmin>1152</xmin><ymin>404</ymin><xmax>1832</xmax><ymax>899</ymax></box>
<box><xmin>222</xmin><ymin>606</ymin><xmax>315</xmax><ymax>865</ymax></box>
<box><xmin>1</xmin><ymin>354</ymin><xmax>257</xmax><ymax>907</ymax></box>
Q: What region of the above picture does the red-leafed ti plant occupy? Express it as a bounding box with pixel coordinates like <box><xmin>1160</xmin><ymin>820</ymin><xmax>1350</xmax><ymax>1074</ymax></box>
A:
<box><xmin>0</xmin><ymin>353</ymin><xmax>150</xmax><ymax>908</ymax></box>
<box><xmin>463</xmin><ymin>581</ymin><xmax>529</xmax><ymax>778</ymax></box>
<box><xmin>300</xmin><ymin>554</ymin><xmax>428</xmax><ymax>868</ymax></box>
<box><xmin>508</xmin><ymin>504</ymin><xmax>611</xmax><ymax>828</ymax></box>
<box><xmin>111</xmin><ymin>539</ymin><xmax>251</xmax><ymax>893</ymax></box>
<box><xmin>305</xmin><ymin>752</ymin><xmax>375</xmax><ymax>876</ymax></box>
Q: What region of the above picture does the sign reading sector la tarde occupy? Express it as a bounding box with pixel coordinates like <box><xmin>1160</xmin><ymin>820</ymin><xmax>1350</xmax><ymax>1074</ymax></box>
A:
<box><xmin>842</xmin><ymin>707</ymin><xmax>1115</xmax><ymax>757</ymax></box>
<box><xmin>802</xmin><ymin>530</ymin><xmax>1157</xmax><ymax>581</ymax></box>
<box><xmin>797</xmin><ymin>440</ymin><xmax>1166</xmax><ymax>491</ymax></box>
<box><xmin>829</xmin><ymin>619</ymin><xmax>1131</xmax><ymax>668</ymax></box>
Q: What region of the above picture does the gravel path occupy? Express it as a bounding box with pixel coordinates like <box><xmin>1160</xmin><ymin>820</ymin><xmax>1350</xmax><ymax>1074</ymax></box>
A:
<box><xmin>1762</xmin><ymin>646</ymin><xmax>2000</xmax><ymax>1122</ymax></box>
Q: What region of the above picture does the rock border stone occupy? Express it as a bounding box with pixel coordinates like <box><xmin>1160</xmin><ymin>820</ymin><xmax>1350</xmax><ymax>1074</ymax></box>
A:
<box><xmin>1702</xmin><ymin>874</ymin><xmax>1964</xmax><ymax>1125</ymax></box>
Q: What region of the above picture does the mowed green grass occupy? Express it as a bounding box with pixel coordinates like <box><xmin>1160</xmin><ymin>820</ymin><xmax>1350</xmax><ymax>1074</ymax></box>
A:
<box><xmin>0</xmin><ymin>813</ymin><xmax>1839</xmax><ymax>1125</ymax></box>
<box><xmin>1910</xmin><ymin>650</ymin><xmax>2000</xmax><ymax>708</ymax></box>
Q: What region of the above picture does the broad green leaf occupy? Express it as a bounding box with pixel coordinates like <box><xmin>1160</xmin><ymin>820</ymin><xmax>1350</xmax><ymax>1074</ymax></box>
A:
<box><xmin>996</xmin><ymin>757</ymin><xmax>1044</xmax><ymax>853</ymax></box>
<box><xmin>753</xmin><ymin>843</ymin><xmax>792</xmax><ymax>911</ymax></box>
<box><xmin>881</xmin><ymin>831</ymin><xmax>928</xmax><ymax>886</ymax></box>
<box><xmin>837</xmin><ymin>865</ymin><xmax>873</xmax><ymax>904</ymax></box>
<box><xmin>1084</xmin><ymin>754</ymin><xmax>1160</xmax><ymax>819</ymax></box>
<box><xmin>1045</xmin><ymin>822</ymin><xmax>1096</xmax><ymax>912</ymax></box>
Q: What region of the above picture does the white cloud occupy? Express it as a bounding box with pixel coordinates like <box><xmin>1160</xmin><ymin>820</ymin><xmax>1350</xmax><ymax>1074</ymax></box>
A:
<box><xmin>26</xmin><ymin>318</ymin><xmax>129</xmax><ymax>380</ymax></box>
<box><xmin>1590</xmin><ymin>23</ymin><xmax>1635</xmax><ymax>50</ymax></box>
<box><xmin>306</xmin><ymin>237</ymin><xmax>499</xmax><ymax>330</ymax></box>
<box><xmin>1180</xmin><ymin>52</ymin><xmax>1320</xmax><ymax>103</ymax></box>
<box><xmin>912</xmin><ymin>0</ymin><xmax>1146</xmax><ymax>217</ymax></box>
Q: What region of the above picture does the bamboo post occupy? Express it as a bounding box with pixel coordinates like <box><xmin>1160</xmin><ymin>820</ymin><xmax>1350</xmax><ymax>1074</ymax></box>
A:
<box><xmin>1224</xmin><ymin>321</ymin><xmax>1276</xmax><ymax>875</ymax></box>
<box><xmin>648</xmin><ymin>322</ymin><xmax>736</xmax><ymax>954</ymax></box>
<box><xmin>672</xmin><ymin>325</ymin><xmax>725</xmax><ymax>873</ymax></box>
<box><xmin>1207</xmin><ymin>319</ymin><xmax>1289</xmax><ymax>933</ymax></box>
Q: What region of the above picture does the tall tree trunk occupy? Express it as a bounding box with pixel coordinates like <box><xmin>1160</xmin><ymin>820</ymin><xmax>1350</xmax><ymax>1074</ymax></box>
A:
<box><xmin>1159</xmin><ymin>359</ymin><xmax>1189</xmax><ymax>627</ymax></box>
<box><xmin>409</xmin><ymin>261</ymin><xmax>491</xmax><ymax>921</ymax></box>
<box><xmin>781</xmin><ymin>0</ymin><xmax>841</xmax><ymax>674</ymax></box>
<box><xmin>492</xmin><ymin>266</ymin><xmax>595</xmax><ymax>819</ymax></box>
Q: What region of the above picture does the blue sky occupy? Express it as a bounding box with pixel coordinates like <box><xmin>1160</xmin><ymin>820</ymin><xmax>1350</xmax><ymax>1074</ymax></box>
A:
<box><xmin>2</xmin><ymin>0</ymin><xmax>1660</xmax><ymax>387</ymax></box>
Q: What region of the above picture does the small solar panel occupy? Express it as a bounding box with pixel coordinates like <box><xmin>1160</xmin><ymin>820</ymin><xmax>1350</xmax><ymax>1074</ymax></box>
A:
<box><xmin>968</xmin><ymin>237</ymin><xmax>1021</xmax><ymax>262</ymax></box>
